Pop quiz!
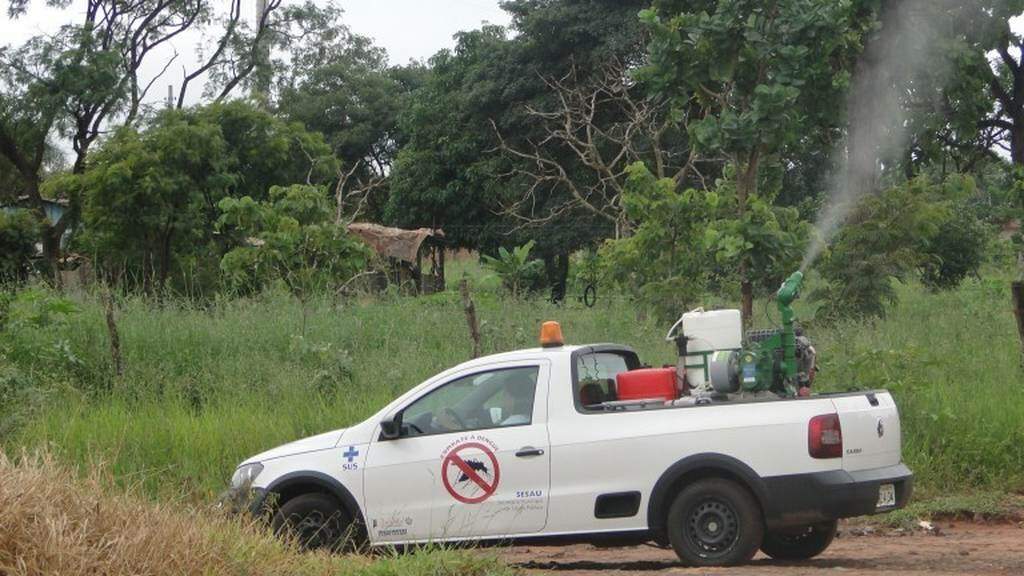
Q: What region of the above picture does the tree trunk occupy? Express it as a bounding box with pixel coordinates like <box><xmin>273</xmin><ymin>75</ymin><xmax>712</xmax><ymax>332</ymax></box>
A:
<box><xmin>1012</xmin><ymin>125</ymin><xmax>1024</xmax><ymax>167</ymax></box>
<box><xmin>158</xmin><ymin>228</ymin><xmax>174</xmax><ymax>293</ymax></box>
<box><xmin>550</xmin><ymin>252</ymin><xmax>569</xmax><ymax>304</ymax></box>
<box><xmin>736</xmin><ymin>150</ymin><xmax>760</xmax><ymax>330</ymax></box>
<box><xmin>740</xmin><ymin>277</ymin><xmax>753</xmax><ymax>331</ymax></box>
<box><xmin>23</xmin><ymin>178</ymin><xmax>63</xmax><ymax>287</ymax></box>
<box><xmin>41</xmin><ymin>224</ymin><xmax>64</xmax><ymax>290</ymax></box>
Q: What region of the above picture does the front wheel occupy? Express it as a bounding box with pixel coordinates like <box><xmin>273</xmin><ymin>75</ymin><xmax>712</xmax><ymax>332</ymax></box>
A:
<box><xmin>271</xmin><ymin>493</ymin><xmax>355</xmax><ymax>551</ymax></box>
<box><xmin>666</xmin><ymin>478</ymin><xmax>763</xmax><ymax>566</ymax></box>
<box><xmin>760</xmin><ymin>520</ymin><xmax>837</xmax><ymax>560</ymax></box>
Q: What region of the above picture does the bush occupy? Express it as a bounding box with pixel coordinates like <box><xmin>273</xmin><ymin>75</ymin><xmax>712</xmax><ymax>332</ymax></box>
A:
<box><xmin>919</xmin><ymin>215</ymin><xmax>989</xmax><ymax>291</ymax></box>
<box><xmin>217</xmin><ymin>185</ymin><xmax>369</xmax><ymax>298</ymax></box>
<box><xmin>811</xmin><ymin>175</ymin><xmax>983</xmax><ymax>320</ymax></box>
<box><xmin>0</xmin><ymin>287</ymin><xmax>80</xmax><ymax>369</ymax></box>
<box><xmin>0</xmin><ymin>209</ymin><xmax>40</xmax><ymax>284</ymax></box>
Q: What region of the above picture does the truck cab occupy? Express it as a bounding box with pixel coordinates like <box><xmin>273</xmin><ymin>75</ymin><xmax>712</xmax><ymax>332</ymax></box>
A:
<box><xmin>225</xmin><ymin>332</ymin><xmax>912</xmax><ymax>567</ymax></box>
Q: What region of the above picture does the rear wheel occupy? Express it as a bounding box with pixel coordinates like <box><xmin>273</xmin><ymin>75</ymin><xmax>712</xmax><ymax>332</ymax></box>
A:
<box><xmin>271</xmin><ymin>493</ymin><xmax>354</xmax><ymax>552</ymax></box>
<box><xmin>760</xmin><ymin>520</ymin><xmax>837</xmax><ymax>560</ymax></box>
<box><xmin>666</xmin><ymin>478</ymin><xmax>763</xmax><ymax>566</ymax></box>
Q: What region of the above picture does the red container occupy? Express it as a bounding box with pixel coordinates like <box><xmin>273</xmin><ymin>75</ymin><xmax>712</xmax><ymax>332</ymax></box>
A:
<box><xmin>616</xmin><ymin>368</ymin><xmax>677</xmax><ymax>402</ymax></box>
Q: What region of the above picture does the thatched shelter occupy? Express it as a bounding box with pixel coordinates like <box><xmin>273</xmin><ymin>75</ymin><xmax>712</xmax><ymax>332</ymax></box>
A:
<box><xmin>346</xmin><ymin>222</ymin><xmax>446</xmax><ymax>293</ymax></box>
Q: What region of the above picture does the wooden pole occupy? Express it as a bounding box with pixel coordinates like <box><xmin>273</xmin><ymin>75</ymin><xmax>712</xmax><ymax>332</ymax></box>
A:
<box><xmin>101</xmin><ymin>286</ymin><xmax>123</xmax><ymax>377</ymax></box>
<box><xmin>1013</xmin><ymin>281</ymin><xmax>1024</xmax><ymax>366</ymax></box>
<box><xmin>459</xmin><ymin>278</ymin><xmax>482</xmax><ymax>359</ymax></box>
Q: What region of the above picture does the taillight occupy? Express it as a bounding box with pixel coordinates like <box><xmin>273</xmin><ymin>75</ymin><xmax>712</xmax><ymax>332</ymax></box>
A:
<box><xmin>808</xmin><ymin>413</ymin><xmax>843</xmax><ymax>459</ymax></box>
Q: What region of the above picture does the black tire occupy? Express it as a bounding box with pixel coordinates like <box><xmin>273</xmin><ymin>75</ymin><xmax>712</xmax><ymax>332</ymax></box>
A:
<box><xmin>760</xmin><ymin>520</ymin><xmax>837</xmax><ymax>560</ymax></box>
<box><xmin>666</xmin><ymin>478</ymin><xmax>763</xmax><ymax>567</ymax></box>
<box><xmin>271</xmin><ymin>493</ymin><xmax>354</xmax><ymax>552</ymax></box>
<box><xmin>583</xmin><ymin>284</ymin><xmax>597</xmax><ymax>308</ymax></box>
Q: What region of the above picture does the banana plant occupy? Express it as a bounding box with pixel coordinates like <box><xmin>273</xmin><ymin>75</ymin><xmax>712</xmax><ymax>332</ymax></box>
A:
<box><xmin>481</xmin><ymin>240</ymin><xmax>543</xmax><ymax>299</ymax></box>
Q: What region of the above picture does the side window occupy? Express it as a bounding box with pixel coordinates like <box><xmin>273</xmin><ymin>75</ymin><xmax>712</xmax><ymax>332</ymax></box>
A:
<box><xmin>401</xmin><ymin>366</ymin><xmax>539</xmax><ymax>437</ymax></box>
<box><xmin>575</xmin><ymin>351</ymin><xmax>633</xmax><ymax>411</ymax></box>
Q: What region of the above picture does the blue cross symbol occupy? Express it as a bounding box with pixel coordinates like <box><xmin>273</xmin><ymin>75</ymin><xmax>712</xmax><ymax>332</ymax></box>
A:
<box><xmin>343</xmin><ymin>446</ymin><xmax>359</xmax><ymax>463</ymax></box>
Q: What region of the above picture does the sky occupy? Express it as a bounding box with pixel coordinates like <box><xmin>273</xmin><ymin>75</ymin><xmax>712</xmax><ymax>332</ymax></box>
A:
<box><xmin>0</xmin><ymin>0</ymin><xmax>513</xmax><ymax>109</ymax></box>
<box><xmin>339</xmin><ymin>0</ymin><xmax>510</xmax><ymax>65</ymax></box>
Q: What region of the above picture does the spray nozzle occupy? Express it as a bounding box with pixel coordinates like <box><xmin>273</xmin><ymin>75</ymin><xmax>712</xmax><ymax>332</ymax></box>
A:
<box><xmin>777</xmin><ymin>271</ymin><xmax>804</xmax><ymax>307</ymax></box>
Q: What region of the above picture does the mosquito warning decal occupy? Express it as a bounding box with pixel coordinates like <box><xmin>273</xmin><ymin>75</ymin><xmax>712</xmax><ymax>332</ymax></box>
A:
<box><xmin>441</xmin><ymin>439</ymin><xmax>501</xmax><ymax>504</ymax></box>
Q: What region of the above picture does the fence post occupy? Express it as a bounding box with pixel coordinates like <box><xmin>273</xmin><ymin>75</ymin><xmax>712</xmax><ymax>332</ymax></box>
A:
<box><xmin>101</xmin><ymin>285</ymin><xmax>123</xmax><ymax>377</ymax></box>
<box><xmin>460</xmin><ymin>278</ymin><xmax>482</xmax><ymax>359</ymax></box>
<box><xmin>1013</xmin><ymin>281</ymin><xmax>1024</xmax><ymax>367</ymax></box>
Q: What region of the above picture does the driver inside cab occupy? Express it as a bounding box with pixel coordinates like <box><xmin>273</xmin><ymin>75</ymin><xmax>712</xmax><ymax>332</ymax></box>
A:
<box><xmin>409</xmin><ymin>367</ymin><xmax>539</xmax><ymax>435</ymax></box>
<box><xmin>496</xmin><ymin>372</ymin><xmax>535</xmax><ymax>426</ymax></box>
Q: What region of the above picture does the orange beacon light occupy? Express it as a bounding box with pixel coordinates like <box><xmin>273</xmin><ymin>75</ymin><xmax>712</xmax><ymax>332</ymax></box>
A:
<box><xmin>540</xmin><ymin>321</ymin><xmax>564</xmax><ymax>348</ymax></box>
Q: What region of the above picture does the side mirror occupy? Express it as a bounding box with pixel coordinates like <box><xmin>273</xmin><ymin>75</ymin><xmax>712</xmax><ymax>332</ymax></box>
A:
<box><xmin>380</xmin><ymin>415</ymin><xmax>402</xmax><ymax>440</ymax></box>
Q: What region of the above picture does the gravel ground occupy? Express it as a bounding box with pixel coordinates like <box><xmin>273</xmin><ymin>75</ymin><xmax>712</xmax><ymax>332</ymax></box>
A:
<box><xmin>500</xmin><ymin>520</ymin><xmax>1024</xmax><ymax>576</ymax></box>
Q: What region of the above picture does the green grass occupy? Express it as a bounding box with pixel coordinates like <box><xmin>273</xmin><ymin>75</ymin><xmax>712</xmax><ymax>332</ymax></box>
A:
<box><xmin>879</xmin><ymin>492</ymin><xmax>1024</xmax><ymax>529</ymax></box>
<box><xmin>805</xmin><ymin>275</ymin><xmax>1024</xmax><ymax>494</ymax></box>
<box><xmin>3</xmin><ymin>268</ymin><xmax>1023</xmax><ymax>505</ymax></box>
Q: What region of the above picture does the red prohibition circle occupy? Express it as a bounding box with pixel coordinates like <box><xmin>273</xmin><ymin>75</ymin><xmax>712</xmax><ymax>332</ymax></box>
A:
<box><xmin>441</xmin><ymin>442</ymin><xmax>501</xmax><ymax>504</ymax></box>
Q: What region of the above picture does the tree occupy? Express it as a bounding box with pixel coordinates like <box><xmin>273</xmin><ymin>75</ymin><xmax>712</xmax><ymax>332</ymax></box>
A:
<box><xmin>641</xmin><ymin>0</ymin><xmax>857</xmax><ymax>326</ymax></box>
<box><xmin>272</xmin><ymin>2</ymin><xmax>404</xmax><ymax>179</ymax></box>
<box><xmin>0</xmin><ymin>0</ymin><xmax>286</xmax><ymax>279</ymax></box>
<box><xmin>0</xmin><ymin>25</ymin><xmax>120</xmax><ymax>276</ymax></box>
<box><xmin>193</xmin><ymin>101</ymin><xmax>337</xmax><ymax>203</ymax></box>
<box><xmin>389</xmin><ymin>1</ymin><xmax>652</xmax><ymax>299</ymax></box>
<box><xmin>76</xmin><ymin>111</ymin><xmax>230</xmax><ymax>293</ymax></box>
<box><xmin>385</xmin><ymin>26</ymin><xmax>518</xmax><ymax>251</ymax></box>
<box><xmin>493</xmin><ymin>59</ymin><xmax>691</xmax><ymax>238</ymax></box>
<box><xmin>946</xmin><ymin>1</ymin><xmax>1024</xmax><ymax>166</ymax></box>
<box><xmin>75</xmin><ymin>101</ymin><xmax>335</xmax><ymax>293</ymax></box>
<box><xmin>217</xmin><ymin>184</ymin><xmax>368</xmax><ymax>302</ymax></box>
<box><xmin>599</xmin><ymin>163</ymin><xmax>712</xmax><ymax>319</ymax></box>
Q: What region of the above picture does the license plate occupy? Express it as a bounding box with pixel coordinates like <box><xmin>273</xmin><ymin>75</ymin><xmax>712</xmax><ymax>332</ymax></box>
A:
<box><xmin>877</xmin><ymin>483</ymin><xmax>896</xmax><ymax>508</ymax></box>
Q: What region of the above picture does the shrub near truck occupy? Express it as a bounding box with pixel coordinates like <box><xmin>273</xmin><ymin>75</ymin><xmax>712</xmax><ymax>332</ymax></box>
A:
<box><xmin>225</xmin><ymin>328</ymin><xmax>912</xmax><ymax>567</ymax></box>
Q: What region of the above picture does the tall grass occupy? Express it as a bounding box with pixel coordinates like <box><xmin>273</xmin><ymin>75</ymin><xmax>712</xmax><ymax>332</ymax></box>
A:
<box><xmin>3</xmin><ymin>270</ymin><xmax>1022</xmax><ymax>501</ymax></box>
<box><xmin>809</xmin><ymin>275</ymin><xmax>1024</xmax><ymax>492</ymax></box>
<box><xmin>0</xmin><ymin>453</ymin><xmax>515</xmax><ymax>576</ymax></box>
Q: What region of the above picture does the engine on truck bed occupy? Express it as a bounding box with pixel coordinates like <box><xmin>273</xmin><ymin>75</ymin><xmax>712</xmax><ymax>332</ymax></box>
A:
<box><xmin>667</xmin><ymin>271</ymin><xmax>817</xmax><ymax>401</ymax></box>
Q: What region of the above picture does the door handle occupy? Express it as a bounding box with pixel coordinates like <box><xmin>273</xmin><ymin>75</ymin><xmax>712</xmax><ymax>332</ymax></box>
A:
<box><xmin>516</xmin><ymin>447</ymin><xmax>545</xmax><ymax>458</ymax></box>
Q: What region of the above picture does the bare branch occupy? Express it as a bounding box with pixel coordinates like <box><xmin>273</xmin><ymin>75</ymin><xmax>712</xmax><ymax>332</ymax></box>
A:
<box><xmin>333</xmin><ymin>160</ymin><xmax>385</xmax><ymax>226</ymax></box>
<box><xmin>212</xmin><ymin>0</ymin><xmax>283</xmax><ymax>103</ymax></box>
<box><xmin>178</xmin><ymin>0</ymin><xmax>243</xmax><ymax>109</ymax></box>
<box><xmin>491</xmin><ymin>58</ymin><xmax>694</xmax><ymax>233</ymax></box>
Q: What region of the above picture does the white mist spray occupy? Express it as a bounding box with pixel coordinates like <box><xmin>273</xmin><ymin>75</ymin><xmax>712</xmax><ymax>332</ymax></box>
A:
<box><xmin>801</xmin><ymin>0</ymin><xmax>962</xmax><ymax>271</ymax></box>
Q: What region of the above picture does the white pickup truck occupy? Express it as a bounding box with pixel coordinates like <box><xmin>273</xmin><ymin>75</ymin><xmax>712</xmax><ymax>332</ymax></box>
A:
<box><xmin>225</xmin><ymin>327</ymin><xmax>913</xmax><ymax>566</ymax></box>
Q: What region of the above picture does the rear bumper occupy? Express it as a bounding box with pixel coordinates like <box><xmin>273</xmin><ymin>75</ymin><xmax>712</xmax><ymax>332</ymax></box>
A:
<box><xmin>762</xmin><ymin>463</ymin><xmax>913</xmax><ymax>529</ymax></box>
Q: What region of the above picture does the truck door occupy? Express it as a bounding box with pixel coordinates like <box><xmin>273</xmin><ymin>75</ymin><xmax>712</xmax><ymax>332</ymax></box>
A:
<box><xmin>363</xmin><ymin>361</ymin><xmax>551</xmax><ymax>543</ymax></box>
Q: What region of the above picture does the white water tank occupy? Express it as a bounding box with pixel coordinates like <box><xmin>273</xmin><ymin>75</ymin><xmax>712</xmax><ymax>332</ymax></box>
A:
<box><xmin>680</xmin><ymin>309</ymin><xmax>743</xmax><ymax>390</ymax></box>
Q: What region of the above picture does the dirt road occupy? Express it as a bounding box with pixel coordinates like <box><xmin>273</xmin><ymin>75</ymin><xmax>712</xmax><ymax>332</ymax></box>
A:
<box><xmin>501</xmin><ymin>522</ymin><xmax>1024</xmax><ymax>576</ymax></box>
